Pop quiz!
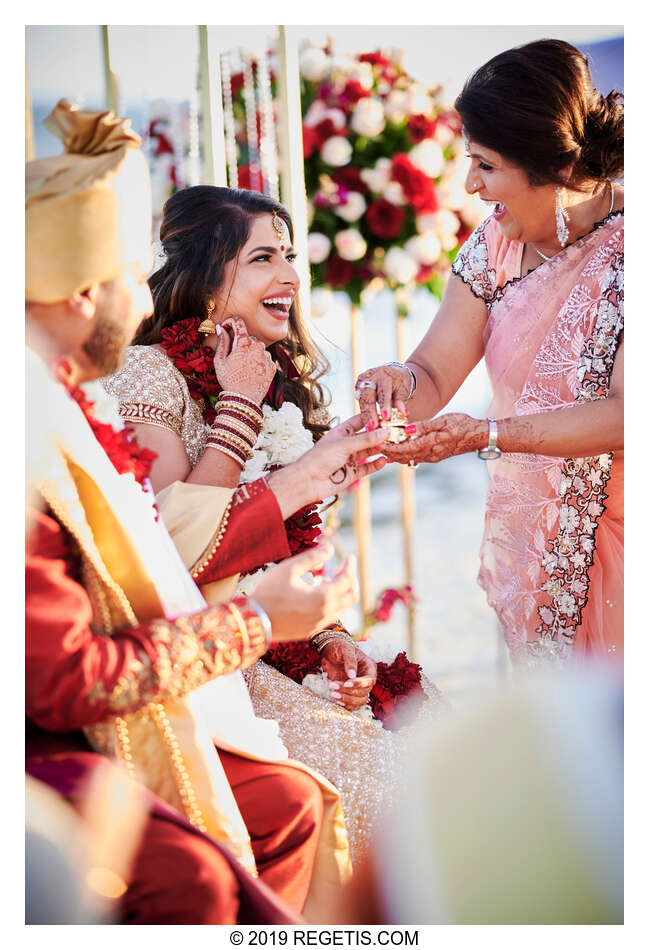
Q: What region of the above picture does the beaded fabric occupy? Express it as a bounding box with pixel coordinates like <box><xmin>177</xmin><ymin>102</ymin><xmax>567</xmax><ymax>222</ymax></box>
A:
<box><xmin>244</xmin><ymin>661</ymin><xmax>446</xmax><ymax>864</ymax></box>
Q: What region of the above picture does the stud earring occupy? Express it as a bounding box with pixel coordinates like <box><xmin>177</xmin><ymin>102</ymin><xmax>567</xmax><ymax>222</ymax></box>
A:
<box><xmin>198</xmin><ymin>299</ymin><xmax>217</xmax><ymax>335</ymax></box>
<box><xmin>555</xmin><ymin>186</ymin><xmax>570</xmax><ymax>247</ymax></box>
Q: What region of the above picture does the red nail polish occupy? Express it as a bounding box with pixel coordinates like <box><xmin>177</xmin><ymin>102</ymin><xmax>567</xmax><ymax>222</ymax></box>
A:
<box><xmin>368</xmin><ymin>420</ymin><xmax>376</xmax><ymax>431</ymax></box>
<box><xmin>405</xmin><ymin>424</ymin><xmax>417</xmax><ymax>434</ymax></box>
<box><xmin>382</xmin><ymin>409</ymin><xmax>389</xmax><ymax>420</ymax></box>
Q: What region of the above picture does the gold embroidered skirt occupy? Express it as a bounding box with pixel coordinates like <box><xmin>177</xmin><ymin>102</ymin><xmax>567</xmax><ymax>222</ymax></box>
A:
<box><xmin>244</xmin><ymin>660</ymin><xmax>446</xmax><ymax>865</ymax></box>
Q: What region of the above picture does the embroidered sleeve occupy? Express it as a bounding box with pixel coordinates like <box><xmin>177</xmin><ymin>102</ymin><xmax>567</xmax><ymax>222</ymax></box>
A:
<box><xmin>451</xmin><ymin>217</ymin><xmax>496</xmax><ymax>301</ymax></box>
<box><xmin>192</xmin><ymin>477</ymin><xmax>291</xmax><ymax>584</ymax></box>
<box><xmin>26</xmin><ymin>510</ymin><xmax>268</xmax><ymax>731</ymax></box>
<box><xmin>102</xmin><ymin>346</ymin><xmax>185</xmax><ymax>437</ymax></box>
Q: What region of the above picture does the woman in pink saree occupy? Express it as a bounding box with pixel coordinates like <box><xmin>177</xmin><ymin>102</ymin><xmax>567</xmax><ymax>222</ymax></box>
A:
<box><xmin>356</xmin><ymin>40</ymin><xmax>623</xmax><ymax>669</ymax></box>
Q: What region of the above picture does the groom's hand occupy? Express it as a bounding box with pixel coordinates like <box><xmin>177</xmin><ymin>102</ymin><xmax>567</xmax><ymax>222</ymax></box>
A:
<box><xmin>320</xmin><ymin>640</ymin><xmax>377</xmax><ymax>711</ymax></box>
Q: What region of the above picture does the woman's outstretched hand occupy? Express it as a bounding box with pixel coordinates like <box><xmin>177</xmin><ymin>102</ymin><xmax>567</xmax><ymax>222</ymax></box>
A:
<box><xmin>213</xmin><ymin>315</ymin><xmax>277</xmax><ymax>405</ymax></box>
<box><xmin>299</xmin><ymin>413</ymin><xmax>389</xmax><ymax>495</ymax></box>
<box><xmin>355</xmin><ymin>363</ymin><xmax>411</xmax><ymax>431</ymax></box>
<box><xmin>253</xmin><ymin>543</ymin><xmax>359</xmax><ymax>641</ymax></box>
<box><xmin>384</xmin><ymin>413</ymin><xmax>489</xmax><ymax>465</ymax></box>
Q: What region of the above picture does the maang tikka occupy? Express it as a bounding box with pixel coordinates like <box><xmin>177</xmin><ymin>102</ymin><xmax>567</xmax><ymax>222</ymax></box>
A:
<box><xmin>272</xmin><ymin>212</ymin><xmax>290</xmax><ymax>251</ymax></box>
<box><xmin>198</xmin><ymin>298</ymin><xmax>217</xmax><ymax>335</ymax></box>
<box><xmin>555</xmin><ymin>186</ymin><xmax>570</xmax><ymax>247</ymax></box>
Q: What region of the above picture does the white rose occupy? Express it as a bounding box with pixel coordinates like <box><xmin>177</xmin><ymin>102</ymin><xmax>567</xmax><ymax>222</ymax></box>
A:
<box><xmin>350</xmin><ymin>98</ymin><xmax>385</xmax><ymax>137</ymax></box>
<box><xmin>334</xmin><ymin>191</ymin><xmax>367</xmax><ymax>222</ymax></box>
<box><xmin>408</xmin><ymin>84</ymin><xmax>434</xmax><ymax>117</ymax></box>
<box><xmin>347</xmin><ymin>61</ymin><xmax>375</xmax><ymax>90</ymax></box>
<box><xmin>321</xmin><ymin>135</ymin><xmax>352</xmax><ymax>167</ymax></box>
<box><xmin>416</xmin><ymin>209</ymin><xmax>460</xmax><ymax>237</ymax></box>
<box><xmin>383</xmin><ymin>181</ymin><xmax>406</xmax><ymax>205</ymax></box>
<box><xmin>310</xmin><ymin>286</ymin><xmax>334</xmax><ymax>319</ymax></box>
<box><xmin>404</xmin><ymin>233</ymin><xmax>442</xmax><ymax>265</ymax></box>
<box><xmin>334</xmin><ymin>228</ymin><xmax>367</xmax><ymax>261</ymax></box>
<box><xmin>383</xmin><ymin>246</ymin><xmax>418</xmax><ymax>284</ymax></box>
<box><xmin>408</xmin><ymin>140</ymin><xmax>444</xmax><ymax>178</ymax></box>
<box><xmin>304</xmin><ymin>100</ymin><xmax>328</xmax><ymax>127</ymax></box>
<box><xmin>384</xmin><ymin>89</ymin><xmax>410</xmax><ymax>123</ymax></box>
<box><xmin>258</xmin><ymin>403</ymin><xmax>314</xmax><ymax>466</ymax></box>
<box><xmin>300</xmin><ymin>47</ymin><xmax>331</xmax><ymax>82</ymax></box>
<box><xmin>434</xmin><ymin>124</ymin><xmax>454</xmax><ymax>149</ymax></box>
<box><xmin>308</xmin><ymin>232</ymin><xmax>332</xmax><ymax>264</ymax></box>
<box><xmin>359</xmin><ymin>157</ymin><xmax>392</xmax><ymax>193</ymax></box>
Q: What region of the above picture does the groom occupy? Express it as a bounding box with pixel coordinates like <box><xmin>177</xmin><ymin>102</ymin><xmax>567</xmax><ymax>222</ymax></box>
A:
<box><xmin>25</xmin><ymin>100</ymin><xmax>359</xmax><ymax>924</ymax></box>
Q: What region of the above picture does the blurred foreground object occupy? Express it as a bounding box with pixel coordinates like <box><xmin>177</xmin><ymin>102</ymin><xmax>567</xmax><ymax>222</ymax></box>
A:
<box><xmin>342</xmin><ymin>666</ymin><xmax>622</xmax><ymax>924</ymax></box>
<box><xmin>26</xmin><ymin>765</ymin><xmax>148</xmax><ymax>924</ymax></box>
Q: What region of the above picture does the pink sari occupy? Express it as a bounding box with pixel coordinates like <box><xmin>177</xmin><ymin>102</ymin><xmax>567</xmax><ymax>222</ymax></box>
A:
<box><xmin>452</xmin><ymin>210</ymin><xmax>624</xmax><ymax>668</ymax></box>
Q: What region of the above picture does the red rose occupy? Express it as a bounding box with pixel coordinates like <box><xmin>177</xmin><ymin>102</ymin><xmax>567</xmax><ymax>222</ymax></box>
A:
<box><xmin>284</xmin><ymin>503</ymin><xmax>323</xmax><ymax>556</ymax></box>
<box><xmin>237</xmin><ymin>164</ymin><xmax>251</xmax><ymax>189</ymax></box>
<box><xmin>314</xmin><ymin>118</ymin><xmax>341</xmax><ymax>146</ymax></box>
<box><xmin>331</xmin><ymin>165</ymin><xmax>369</xmax><ymax>195</ymax></box>
<box><xmin>302</xmin><ymin>125</ymin><xmax>319</xmax><ymax>158</ymax></box>
<box><xmin>366</xmin><ymin>199</ymin><xmax>406</xmax><ymax>239</ymax></box>
<box><xmin>416</xmin><ymin>263</ymin><xmax>436</xmax><ymax>283</ymax></box>
<box><xmin>359</xmin><ymin>52</ymin><xmax>390</xmax><ymax>68</ymax></box>
<box><xmin>407</xmin><ymin>114</ymin><xmax>437</xmax><ymax>144</ymax></box>
<box><xmin>325</xmin><ymin>255</ymin><xmax>354</xmax><ymax>287</ymax></box>
<box><xmin>342</xmin><ymin>79</ymin><xmax>369</xmax><ymax>104</ymax></box>
<box><xmin>230</xmin><ymin>71</ymin><xmax>244</xmax><ymax>97</ymax></box>
<box><xmin>262</xmin><ymin>640</ymin><xmax>321</xmax><ymax>684</ymax></box>
<box><xmin>391</xmin><ymin>153</ymin><xmax>439</xmax><ymax>212</ymax></box>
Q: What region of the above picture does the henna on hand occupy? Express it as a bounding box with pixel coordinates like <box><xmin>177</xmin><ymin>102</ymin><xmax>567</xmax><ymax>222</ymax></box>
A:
<box><xmin>355</xmin><ymin>364</ymin><xmax>411</xmax><ymax>430</ymax></box>
<box><xmin>214</xmin><ymin>316</ymin><xmax>277</xmax><ymax>404</ymax></box>
<box><xmin>384</xmin><ymin>413</ymin><xmax>488</xmax><ymax>464</ymax></box>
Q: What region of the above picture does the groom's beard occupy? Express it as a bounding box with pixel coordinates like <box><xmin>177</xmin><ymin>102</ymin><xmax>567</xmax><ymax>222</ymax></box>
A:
<box><xmin>82</xmin><ymin>313</ymin><xmax>129</xmax><ymax>376</ymax></box>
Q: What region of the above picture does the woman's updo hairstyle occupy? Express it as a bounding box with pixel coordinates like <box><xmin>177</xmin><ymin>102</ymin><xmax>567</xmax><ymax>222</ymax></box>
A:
<box><xmin>454</xmin><ymin>39</ymin><xmax>623</xmax><ymax>190</ymax></box>
<box><xmin>134</xmin><ymin>185</ymin><xmax>330</xmax><ymax>438</ymax></box>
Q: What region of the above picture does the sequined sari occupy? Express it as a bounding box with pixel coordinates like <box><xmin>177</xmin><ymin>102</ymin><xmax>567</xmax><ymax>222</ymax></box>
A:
<box><xmin>452</xmin><ymin>210</ymin><xmax>624</xmax><ymax>668</ymax></box>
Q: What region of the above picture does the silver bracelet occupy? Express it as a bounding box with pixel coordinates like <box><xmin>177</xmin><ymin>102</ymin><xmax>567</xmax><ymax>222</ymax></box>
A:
<box><xmin>386</xmin><ymin>361</ymin><xmax>417</xmax><ymax>401</ymax></box>
<box><xmin>247</xmin><ymin>598</ymin><xmax>273</xmax><ymax>648</ymax></box>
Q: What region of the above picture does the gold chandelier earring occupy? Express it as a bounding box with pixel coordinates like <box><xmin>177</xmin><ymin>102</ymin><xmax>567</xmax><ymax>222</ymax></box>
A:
<box><xmin>198</xmin><ymin>299</ymin><xmax>217</xmax><ymax>335</ymax></box>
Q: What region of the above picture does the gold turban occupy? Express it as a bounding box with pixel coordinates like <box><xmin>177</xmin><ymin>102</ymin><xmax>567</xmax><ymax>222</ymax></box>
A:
<box><xmin>26</xmin><ymin>99</ymin><xmax>153</xmax><ymax>303</ymax></box>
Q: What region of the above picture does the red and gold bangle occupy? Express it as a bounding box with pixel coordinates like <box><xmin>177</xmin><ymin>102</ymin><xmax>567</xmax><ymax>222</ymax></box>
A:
<box><xmin>218</xmin><ymin>401</ymin><xmax>263</xmax><ymax>428</ymax></box>
<box><xmin>219</xmin><ymin>391</ymin><xmax>264</xmax><ymax>415</ymax></box>
<box><xmin>214</xmin><ymin>420</ymin><xmax>256</xmax><ymax>449</ymax></box>
<box><xmin>205</xmin><ymin>435</ymin><xmax>248</xmax><ymax>467</ymax></box>
<box><xmin>214</xmin><ymin>415</ymin><xmax>258</xmax><ymax>445</ymax></box>
<box><xmin>217</xmin><ymin>406</ymin><xmax>261</xmax><ymax>437</ymax></box>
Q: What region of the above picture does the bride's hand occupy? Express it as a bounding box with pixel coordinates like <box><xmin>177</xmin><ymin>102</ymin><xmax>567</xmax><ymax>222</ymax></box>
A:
<box><xmin>384</xmin><ymin>412</ymin><xmax>489</xmax><ymax>464</ymax></box>
<box><xmin>298</xmin><ymin>414</ymin><xmax>389</xmax><ymax>496</ymax></box>
<box><xmin>213</xmin><ymin>315</ymin><xmax>277</xmax><ymax>405</ymax></box>
<box><xmin>355</xmin><ymin>363</ymin><xmax>411</xmax><ymax>431</ymax></box>
<box><xmin>319</xmin><ymin>640</ymin><xmax>377</xmax><ymax>711</ymax></box>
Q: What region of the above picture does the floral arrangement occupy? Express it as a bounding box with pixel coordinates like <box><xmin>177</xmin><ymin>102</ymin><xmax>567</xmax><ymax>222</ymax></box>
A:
<box><xmin>299</xmin><ymin>46</ymin><xmax>486</xmax><ymax>307</ymax></box>
<box><xmin>262</xmin><ymin>638</ymin><xmax>425</xmax><ymax>731</ymax></box>
<box><xmin>364</xmin><ymin>583</ymin><xmax>416</xmax><ymax>627</ymax></box>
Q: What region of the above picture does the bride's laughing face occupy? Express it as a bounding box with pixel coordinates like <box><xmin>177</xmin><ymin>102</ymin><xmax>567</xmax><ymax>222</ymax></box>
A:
<box><xmin>214</xmin><ymin>214</ymin><xmax>300</xmax><ymax>347</ymax></box>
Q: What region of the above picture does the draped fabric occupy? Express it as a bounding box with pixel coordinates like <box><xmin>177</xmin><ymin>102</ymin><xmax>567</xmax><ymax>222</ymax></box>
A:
<box><xmin>452</xmin><ymin>211</ymin><xmax>624</xmax><ymax>667</ymax></box>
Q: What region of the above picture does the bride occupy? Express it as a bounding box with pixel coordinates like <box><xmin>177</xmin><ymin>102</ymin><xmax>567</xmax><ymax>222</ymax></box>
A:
<box><xmin>104</xmin><ymin>185</ymin><xmax>443</xmax><ymax>861</ymax></box>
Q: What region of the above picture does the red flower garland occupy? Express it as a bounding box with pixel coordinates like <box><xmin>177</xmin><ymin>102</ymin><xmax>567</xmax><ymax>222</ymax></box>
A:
<box><xmin>159</xmin><ymin>320</ymin><xmax>322</xmax><ymax>555</ymax></box>
<box><xmin>60</xmin><ymin>366</ymin><xmax>158</xmax><ymax>506</ymax></box>
<box><xmin>261</xmin><ymin>640</ymin><xmax>424</xmax><ymax>731</ymax></box>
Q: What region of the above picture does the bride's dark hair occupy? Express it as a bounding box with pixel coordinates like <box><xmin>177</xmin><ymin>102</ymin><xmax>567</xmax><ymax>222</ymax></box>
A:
<box><xmin>134</xmin><ymin>186</ymin><xmax>330</xmax><ymax>438</ymax></box>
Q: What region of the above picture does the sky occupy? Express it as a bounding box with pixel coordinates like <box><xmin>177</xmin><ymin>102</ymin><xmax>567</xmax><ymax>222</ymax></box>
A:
<box><xmin>27</xmin><ymin>24</ymin><xmax>623</xmax><ymax>110</ymax></box>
